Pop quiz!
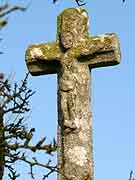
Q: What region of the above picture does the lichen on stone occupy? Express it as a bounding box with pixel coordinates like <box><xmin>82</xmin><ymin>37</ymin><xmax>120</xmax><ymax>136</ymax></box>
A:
<box><xmin>25</xmin><ymin>8</ymin><xmax>121</xmax><ymax>180</ymax></box>
<box><xmin>67</xmin><ymin>146</ymin><xmax>87</xmax><ymax>166</ymax></box>
<box><xmin>30</xmin><ymin>47</ymin><xmax>43</xmax><ymax>59</ymax></box>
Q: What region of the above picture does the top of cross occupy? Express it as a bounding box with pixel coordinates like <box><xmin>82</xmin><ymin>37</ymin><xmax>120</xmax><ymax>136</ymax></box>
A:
<box><xmin>57</xmin><ymin>8</ymin><xmax>89</xmax><ymax>49</ymax></box>
<box><xmin>25</xmin><ymin>8</ymin><xmax>121</xmax><ymax>76</ymax></box>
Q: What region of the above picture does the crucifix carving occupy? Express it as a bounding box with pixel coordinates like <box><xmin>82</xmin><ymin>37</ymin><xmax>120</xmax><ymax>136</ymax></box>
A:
<box><xmin>25</xmin><ymin>8</ymin><xmax>121</xmax><ymax>180</ymax></box>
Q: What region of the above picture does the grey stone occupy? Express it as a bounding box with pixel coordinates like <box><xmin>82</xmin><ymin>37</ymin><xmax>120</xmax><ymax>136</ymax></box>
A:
<box><xmin>25</xmin><ymin>8</ymin><xmax>121</xmax><ymax>180</ymax></box>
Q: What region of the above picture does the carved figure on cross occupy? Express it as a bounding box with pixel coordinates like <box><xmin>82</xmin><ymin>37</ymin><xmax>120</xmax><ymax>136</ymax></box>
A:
<box><xmin>25</xmin><ymin>8</ymin><xmax>121</xmax><ymax>180</ymax></box>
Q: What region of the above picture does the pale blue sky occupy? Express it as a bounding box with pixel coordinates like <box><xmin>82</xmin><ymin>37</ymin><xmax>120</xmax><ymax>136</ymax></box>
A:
<box><xmin>1</xmin><ymin>0</ymin><xmax>135</xmax><ymax>179</ymax></box>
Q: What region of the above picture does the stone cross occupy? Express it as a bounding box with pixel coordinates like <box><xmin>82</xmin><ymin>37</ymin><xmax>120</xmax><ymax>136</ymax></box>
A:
<box><xmin>25</xmin><ymin>8</ymin><xmax>121</xmax><ymax>180</ymax></box>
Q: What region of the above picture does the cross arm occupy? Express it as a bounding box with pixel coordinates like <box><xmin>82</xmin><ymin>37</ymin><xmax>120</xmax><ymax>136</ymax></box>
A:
<box><xmin>25</xmin><ymin>42</ymin><xmax>62</xmax><ymax>76</ymax></box>
<box><xmin>74</xmin><ymin>33</ymin><xmax>121</xmax><ymax>68</ymax></box>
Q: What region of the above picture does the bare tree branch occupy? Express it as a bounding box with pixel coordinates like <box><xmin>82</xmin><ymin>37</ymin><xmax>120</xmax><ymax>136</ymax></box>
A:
<box><xmin>0</xmin><ymin>74</ymin><xmax>57</xmax><ymax>179</ymax></box>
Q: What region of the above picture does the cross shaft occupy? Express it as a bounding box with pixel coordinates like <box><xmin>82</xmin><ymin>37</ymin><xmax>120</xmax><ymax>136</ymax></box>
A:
<box><xmin>25</xmin><ymin>8</ymin><xmax>121</xmax><ymax>180</ymax></box>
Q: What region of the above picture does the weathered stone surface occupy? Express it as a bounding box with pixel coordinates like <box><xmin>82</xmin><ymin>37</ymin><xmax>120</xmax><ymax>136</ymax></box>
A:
<box><xmin>25</xmin><ymin>8</ymin><xmax>121</xmax><ymax>180</ymax></box>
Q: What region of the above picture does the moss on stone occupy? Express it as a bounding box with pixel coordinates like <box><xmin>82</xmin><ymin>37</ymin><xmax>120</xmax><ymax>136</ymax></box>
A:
<box><xmin>25</xmin><ymin>8</ymin><xmax>121</xmax><ymax>180</ymax></box>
